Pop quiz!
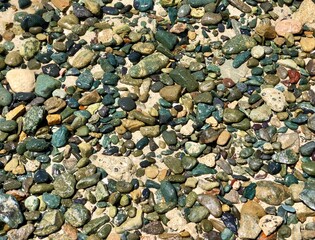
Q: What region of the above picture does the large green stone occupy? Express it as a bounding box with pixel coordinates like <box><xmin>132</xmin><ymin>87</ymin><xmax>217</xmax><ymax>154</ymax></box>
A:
<box><xmin>160</xmin><ymin>181</ymin><xmax>178</xmax><ymax>203</ymax></box>
<box><xmin>35</xmin><ymin>74</ymin><xmax>61</xmax><ymax>98</ymax></box>
<box><xmin>64</xmin><ymin>204</ymin><xmax>91</xmax><ymax>227</ymax></box>
<box><xmin>169</xmin><ymin>67</ymin><xmax>199</xmax><ymax>92</ymax></box>
<box><xmin>222</xmin><ymin>35</ymin><xmax>257</xmax><ymax>54</ymax></box>
<box><xmin>51</xmin><ymin>125</ymin><xmax>69</xmax><ymax>148</ymax></box>
<box><xmin>23</xmin><ymin>106</ymin><xmax>45</xmax><ymax>134</ymax></box>
<box><xmin>129</xmin><ymin>52</ymin><xmax>169</xmax><ymax>78</ymax></box>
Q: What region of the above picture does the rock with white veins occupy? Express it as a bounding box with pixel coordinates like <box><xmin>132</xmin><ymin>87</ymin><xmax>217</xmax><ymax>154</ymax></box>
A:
<box><xmin>129</xmin><ymin>52</ymin><xmax>169</xmax><ymax>78</ymax></box>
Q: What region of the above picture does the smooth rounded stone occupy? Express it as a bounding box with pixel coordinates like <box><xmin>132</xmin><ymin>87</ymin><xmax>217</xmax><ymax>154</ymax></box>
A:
<box><xmin>264</xmin><ymin>74</ymin><xmax>280</xmax><ymax>85</ymax></box>
<box><xmin>23</xmin><ymin>106</ymin><xmax>45</xmax><ymax>134</ymax></box>
<box><xmin>188</xmin><ymin>206</ymin><xmax>210</xmax><ymax>223</ymax></box>
<box><xmin>217</xmin><ymin>130</ymin><xmax>231</xmax><ymax>146</ymax></box>
<box><xmin>116</xmin><ymin>181</ymin><xmax>133</xmax><ymax>193</ymax></box>
<box><xmin>163</xmin><ymin>156</ymin><xmax>183</xmax><ymax>174</ymax></box>
<box><xmin>140</xmin><ymin>125</ymin><xmax>160</xmax><ymax>137</ymax></box>
<box><xmin>64</xmin><ymin>204</ymin><xmax>91</xmax><ymax>227</ymax></box>
<box><xmin>26</xmin><ymin>138</ymin><xmax>49</xmax><ymax>151</ymax></box>
<box><xmin>301</xmin><ymin>37</ymin><xmax>315</xmax><ymax>52</ymax></box>
<box><xmin>240</xmin><ymin>200</ymin><xmax>266</xmax><ymax>218</ymax></box>
<box><xmin>0</xmin><ymin>120</ymin><xmax>17</xmax><ymax>132</ymax></box>
<box><xmin>53</xmin><ymin>173</ymin><xmax>76</xmax><ymax>198</ymax></box>
<box><xmin>300</xmin><ymin>141</ymin><xmax>315</xmax><ymax>156</ymax></box>
<box><xmin>201</xmin><ymin>12</ymin><xmax>222</xmax><ymax>25</ymax></box>
<box><xmin>275</xmin><ymin>19</ymin><xmax>302</xmax><ymax>37</ymax></box>
<box><xmin>178</xmin><ymin>4</ymin><xmax>190</xmax><ymax>17</ymax></box>
<box><xmin>222</xmin><ymin>34</ymin><xmax>257</xmax><ymax>54</ymax></box>
<box><xmin>118</xmin><ymin>97</ymin><xmax>136</xmax><ymax>111</ymax></box>
<box><xmin>159</xmin><ymin>85</ymin><xmax>182</xmax><ymax>102</ymax></box>
<box><xmin>129</xmin><ymin>52</ymin><xmax>169</xmax><ymax>78</ymax></box>
<box><xmin>132</xmin><ymin>42</ymin><xmax>155</xmax><ymax>55</ymax></box>
<box><xmin>20</xmin><ymin>38</ymin><xmax>40</xmax><ymax>60</ymax></box>
<box><xmin>162</xmin><ymin>131</ymin><xmax>177</xmax><ymax>145</ymax></box>
<box><xmin>42</xmin><ymin>193</ymin><xmax>61</xmax><ymax>209</ymax></box>
<box><xmin>35</xmin><ymin>74</ymin><xmax>61</xmax><ymax>98</ymax></box>
<box><xmin>160</xmin><ymin>180</ymin><xmax>177</xmax><ymax>203</ymax></box>
<box><xmin>255</xmin><ymin>181</ymin><xmax>290</xmax><ymax>205</ymax></box>
<box><xmin>249</xmin><ymin>104</ymin><xmax>272</xmax><ymax>122</ymax></box>
<box><xmin>58</xmin><ymin>14</ymin><xmax>79</xmax><ymax>29</ymax></box>
<box><xmin>261</xmin><ymin>88</ymin><xmax>286</xmax><ymax>112</ymax></box>
<box><xmin>30</xmin><ymin>183</ymin><xmax>54</xmax><ymax>195</ymax></box>
<box><xmin>169</xmin><ymin>67</ymin><xmax>199</xmax><ymax>92</ymax></box>
<box><xmin>25</xmin><ymin>196</ymin><xmax>39</xmax><ymax>211</ymax></box>
<box><xmin>259</xmin><ymin>215</ymin><xmax>283</xmax><ymax>236</ymax></box>
<box><xmin>197</xmin><ymin>194</ymin><xmax>222</xmax><ymax>218</ymax></box>
<box><xmin>70</xmin><ymin>49</ymin><xmax>94</xmax><ymax>69</ymax></box>
<box><xmin>34</xmin><ymin>210</ymin><xmax>64</xmax><ymax>236</ymax></box>
<box><xmin>251</xmin><ymin>45</ymin><xmax>265</xmax><ymax>59</ymax></box>
<box><xmin>42</xmin><ymin>63</ymin><xmax>60</xmax><ymax>77</ymax></box>
<box><xmin>223</xmin><ymin>108</ymin><xmax>245</xmax><ymax>123</ymax></box>
<box><xmin>238</xmin><ymin>214</ymin><xmax>261</xmax><ymax>239</ymax></box>
<box><xmin>5</xmin><ymin>51</ymin><xmax>23</xmax><ymax>67</ymax></box>
<box><xmin>6</xmin><ymin>69</ymin><xmax>35</xmax><ymax>93</ymax></box>
<box><xmin>0</xmin><ymin>193</ymin><xmax>24</xmax><ymax>228</ymax></box>
<box><xmin>133</xmin><ymin>0</ymin><xmax>153</xmax><ymax>11</ymax></box>
<box><xmin>302</xmin><ymin>161</ymin><xmax>315</xmax><ymax>176</ymax></box>
<box><xmin>76</xmin><ymin>173</ymin><xmax>100</xmax><ymax>189</ymax></box>
<box><xmin>142</xmin><ymin>221</ymin><xmax>164</xmax><ymax>235</ymax></box>
<box><xmin>272</xmin><ymin>149</ymin><xmax>299</xmax><ymax>165</ymax></box>
<box><xmin>0</xmin><ymin>87</ymin><xmax>12</xmax><ymax>106</ymax></box>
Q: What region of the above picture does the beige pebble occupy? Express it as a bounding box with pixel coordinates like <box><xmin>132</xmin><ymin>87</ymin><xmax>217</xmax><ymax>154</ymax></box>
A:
<box><xmin>145</xmin><ymin>165</ymin><xmax>159</xmax><ymax>179</ymax></box>
<box><xmin>217</xmin><ymin>130</ymin><xmax>231</xmax><ymax>146</ymax></box>
<box><xmin>6</xmin><ymin>69</ymin><xmax>35</xmax><ymax>93</ymax></box>
<box><xmin>300</xmin><ymin>37</ymin><xmax>315</xmax><ymax>52</ymax></box>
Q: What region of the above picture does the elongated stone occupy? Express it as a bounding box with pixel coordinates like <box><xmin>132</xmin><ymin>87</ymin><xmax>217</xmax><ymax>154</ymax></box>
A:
<box><xmin>169</xmin><ymin>67</ymin><xmax>199</xmax><ymax>92</ymax></box>
<box><xmin>129</xmin><ymin>53</ymin><xmax>169</xmax><ymax>78</ymax></box>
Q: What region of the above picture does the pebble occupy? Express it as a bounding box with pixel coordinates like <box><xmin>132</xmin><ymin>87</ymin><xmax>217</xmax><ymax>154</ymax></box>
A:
<box><xmin>222</xmin><ymin>34</ymin><xmax>257</xmax><ymax>54</ymax></box>
<box><xmin>6</xmin><ymin>69</ymin><xmax>35</xmax><ymax>92</ymax></box>
<box><xmin>201</xmin><ymin>13</ymin><xmax>222</xmax><ymax>25</ymax></box>
<box><xmin>71</xmin><ymin>49</ymin><xmax>94</xmax><ymax>69</ymax></box>
<box><xmin>260</xmin><ymin>88</ymin><xmax>286</xmax><ymax>112</ymax></box>
<box><xmin>5</xmin><ymin>51</ymin><xmax>23</xmax><ymax>67</ymax></box>
<box><xmin>275</xmin><ymin>19</ymin><xmax>302</xmax><ymax>37</ymax></box>
<box><xmin>259</xmin><ymin>215</ymin><xmax>283</xmax><ymax>236</ymax></box>
<box><xmin>159</xmin><ymin>85</ymin><xmax>182</xmax><ymax>102</ymax></box>
<box><xmin>129</xmin><ymin>53</ymin><xmax>169</xmax><ymax>78</ymax></box>
<box><xmin>0</xmin><ymin>193</ymin><xmax>24</xmax><ymax>228</ymax></box>
<box><xmin>300</xmin><ymin>37</ymin><xmax>315</xmax><ymax>52</ymax></box>
<box><xmin>197</xmin><ymin>194</ymin><xmax>222</xmax><ymax>217</ymax></box>
<box><xmin>251</xmin><ymin>46</ymin><xmax>265</xmax><ymax>59</ymax></box>
<box><xmin>256</xmin><ymin>181</ymin><xmax>290</xmax><ymax>205</ymax></box>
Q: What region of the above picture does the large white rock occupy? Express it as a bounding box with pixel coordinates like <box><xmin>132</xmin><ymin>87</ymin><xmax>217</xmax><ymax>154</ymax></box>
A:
<box><xmin>6</xmin><ymin>69</ymin><xmax>35</xmax><ymax>93</ymax></box>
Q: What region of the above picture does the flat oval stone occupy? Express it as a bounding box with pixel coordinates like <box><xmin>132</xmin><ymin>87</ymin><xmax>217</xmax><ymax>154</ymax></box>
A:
<box><xmin>118</xmin><ymin>97</ymin><xmax>136</xmax><ymax>111</ymax></box>
<box><xmin>6</xmin><ymin>69</ymin><xmax>35</xmax><ymax>93</ymax></box>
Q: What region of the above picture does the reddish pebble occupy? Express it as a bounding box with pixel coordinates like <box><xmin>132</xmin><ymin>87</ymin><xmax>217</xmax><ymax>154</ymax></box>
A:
<box><xmin>288</xmin><ymin>69</ymin><xmax>300</xmax><ymax>84</ymax></box>
<box><xmin>222</xmin><ymin>78</ymin><xmax>235</xmax><ymax>88</ymax></box>
<box><xmin>311</xmin><ymin>151</ymin><xmax>315</xmax><ymax>161</ymax></box>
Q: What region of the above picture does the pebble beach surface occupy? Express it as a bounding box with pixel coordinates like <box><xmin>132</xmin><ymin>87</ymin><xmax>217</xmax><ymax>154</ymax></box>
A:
<box><xmin>1</xmin><ymin>0</ymin><xmax>315</xmax><ymax>239</ymax></box>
